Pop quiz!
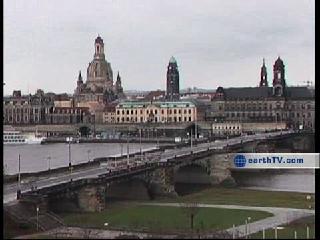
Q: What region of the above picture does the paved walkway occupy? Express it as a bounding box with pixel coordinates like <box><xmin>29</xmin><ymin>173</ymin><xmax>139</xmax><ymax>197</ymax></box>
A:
<box><xmin>139</xmin><ymin>202</ymin><xmax>315</xmax><ymax>238</ymax></box>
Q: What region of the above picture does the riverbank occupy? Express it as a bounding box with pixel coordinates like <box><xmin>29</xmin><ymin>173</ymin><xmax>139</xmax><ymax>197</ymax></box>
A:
<box><xmin>162</xmin><ymin>186</ymin><xmax>315</xmax><ymax>209</ymax></box>
<box><xmin>5</xmin><ymin>186</ymin><xmax>315</xmax><ymax>239</ymax></box>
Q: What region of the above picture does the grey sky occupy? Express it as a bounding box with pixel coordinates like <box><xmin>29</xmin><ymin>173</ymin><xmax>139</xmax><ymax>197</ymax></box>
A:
<box><xmin>4</xmin><ymin>0</ymin><xmax>315</xmax><ymax>95</ymax></box>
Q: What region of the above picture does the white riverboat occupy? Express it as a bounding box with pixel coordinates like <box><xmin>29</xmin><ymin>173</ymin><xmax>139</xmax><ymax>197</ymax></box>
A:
<box><xmin>3</xmin><ymin>130</ymin><xmax>46</xmax><ymax>145</ymax></box>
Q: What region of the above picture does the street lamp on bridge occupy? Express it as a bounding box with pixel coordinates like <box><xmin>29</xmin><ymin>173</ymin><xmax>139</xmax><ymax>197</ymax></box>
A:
<box><xmin>67</xmin><ymin>137</ymin><xmax>73</xmax><ymax>180</ymax></box>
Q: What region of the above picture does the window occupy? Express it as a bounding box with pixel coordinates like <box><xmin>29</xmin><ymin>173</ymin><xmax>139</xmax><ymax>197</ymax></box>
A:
<box><xmin>188</xmin><ymin>109</ymin><xmax>191</xmax><ymax>114</ymax></box>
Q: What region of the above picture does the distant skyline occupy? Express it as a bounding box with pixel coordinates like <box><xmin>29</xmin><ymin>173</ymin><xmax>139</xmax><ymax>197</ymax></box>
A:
<box><xmin>4</xmin><ymin>0</ymin><xmax>315</xmax><ymax>95</ymax></box>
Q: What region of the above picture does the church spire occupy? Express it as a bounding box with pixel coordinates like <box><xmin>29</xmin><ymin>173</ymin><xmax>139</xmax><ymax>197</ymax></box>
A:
<box><xmin>259</xmin><ymin>58</ymin><xmax>268</xmax><ymax>87</ymax></box>
<box><xmin>77</xmin><ymin>70</ymin><xmax>83</xmax><ymax>83</ymax></box>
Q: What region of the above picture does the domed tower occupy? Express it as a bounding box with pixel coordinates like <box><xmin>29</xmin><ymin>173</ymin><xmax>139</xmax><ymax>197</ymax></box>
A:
<box><xmin>273</xmin><ymin>56</ymin><xmax>286</xmax><ymax>96</ymax></box>
<box><xmin>86</xmin><ymin>35</ymin><xmax>114</xmax><ymax>93</ymax></box>
<box><xmin>94</xmin><ymin>36</ymin><xmax>105</xmax><ymax>59</ymax></box>
<box><xmin>259</xmin><ymin>58</ymin><xmax>268</xmax><ymax>87</ymax></box>
<box><xmin>166</xmin><ymin>56</ymin><xmax>180</xmax><ymax>101</ymax></box>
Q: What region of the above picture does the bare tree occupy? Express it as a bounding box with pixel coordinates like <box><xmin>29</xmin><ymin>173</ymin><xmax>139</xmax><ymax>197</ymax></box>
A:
<box><xmin>180</xmin><ymin>202</ymin><xmax>200</xmax><ymax>231</ymax></box>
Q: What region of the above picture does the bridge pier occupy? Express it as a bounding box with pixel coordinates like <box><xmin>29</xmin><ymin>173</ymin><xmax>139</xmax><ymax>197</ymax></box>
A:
<box><xmin>147</xmin><ymin>168</ymin><xmax>178</xmax><ymax>198</ymax></box>
<box><xmin>78</xmin><ymin>185</ymin><xmax>106</xmax><ymax>212</ymax></box>
<box><xmin>207</xmin><ymin>153</ymin><xmax>236</xmax><ymax>187</ymax></box>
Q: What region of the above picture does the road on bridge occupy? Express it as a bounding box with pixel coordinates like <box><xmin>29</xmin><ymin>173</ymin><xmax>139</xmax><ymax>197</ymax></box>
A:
<box><xmin>4</xmin><ymin>130</ymin><xmax>293</xmax><ymax>204</ymax></box>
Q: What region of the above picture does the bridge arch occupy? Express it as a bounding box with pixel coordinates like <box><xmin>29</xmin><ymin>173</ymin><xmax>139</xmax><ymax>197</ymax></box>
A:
<box><xmin>105</xmin><ymin>178</ymin><xmax>151</xmax><ymax>201</ymax></box>
<box><xmin>173</xmin><ymin>162</ymin><xmax>212</xmax><ymax>186</ymax></box>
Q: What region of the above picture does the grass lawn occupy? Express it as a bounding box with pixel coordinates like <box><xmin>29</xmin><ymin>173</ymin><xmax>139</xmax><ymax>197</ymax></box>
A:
<box><xmin>164</xmin><ymin>187</ymin><xmax>315</xmax><ymax>209</ymax></box>
<box><xmin>61</xmin><ymin>204</ymin><xmax>273</xmax><ymax>233</ymax></box>
<box><xmin>250</xmin><ymin>216</ymin><xmax>315</xmax><ymax>239</ymax></box>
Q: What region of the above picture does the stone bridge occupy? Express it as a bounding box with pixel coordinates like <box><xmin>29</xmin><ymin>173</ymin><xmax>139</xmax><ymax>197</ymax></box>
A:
<box><xmin>18</xmin><ymin>132</ymin><xmax>313</xmax><ymax>213</ymax></box>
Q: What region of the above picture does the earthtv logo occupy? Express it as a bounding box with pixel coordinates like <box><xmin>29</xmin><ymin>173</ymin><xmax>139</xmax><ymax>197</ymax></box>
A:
<box><xmin>234</xmin><ymin>154</ymin><xmax>247</xmax><ymax>168</ymax></box>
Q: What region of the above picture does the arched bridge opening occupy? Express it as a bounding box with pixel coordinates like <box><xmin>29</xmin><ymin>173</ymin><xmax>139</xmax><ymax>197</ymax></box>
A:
<box><xmin>106</xmin><ymin>178</ymin><xmax>151</xmax><ymax>203</ymax></box>
<box><xmin>174</xmin><ymin>164</ymin><xmax>212</xmax><ymax>196</ymax></box>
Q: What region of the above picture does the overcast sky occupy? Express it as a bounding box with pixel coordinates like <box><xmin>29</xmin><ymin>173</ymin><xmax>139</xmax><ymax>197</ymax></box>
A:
<box><xmin>4</xmin><ymin>0</ymin><xmax>315</xmax><ymax>95</ymax></box>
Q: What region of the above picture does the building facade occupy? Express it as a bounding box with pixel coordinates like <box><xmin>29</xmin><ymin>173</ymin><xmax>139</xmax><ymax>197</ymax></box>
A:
<box><xmin>3</xmin><ymin>90</ymin><xmax>54</xmax><ymax>125</ymax></box>
<box><xmin>166</xmin><ymin>57</ymin><xmax>180</xmax><ymax>101</ymax></box>
<box><xmin>115</xmin><ymin>101</ymin><xmax>199</xmax><ymax>124</ymax></box>
<box><xmin>3</xmin><ymin>90</ymin><xmax>93</xmax><ymax>125</ymax></box>
<box><xmin>206</xmin><ymin>57</ymin><xmax>315</xmax><ymax>131</ymax></box>
<box><xmin>44</xmin><ymin>107</ymin><xmax>92</xmax><ymax>124</ymax></box>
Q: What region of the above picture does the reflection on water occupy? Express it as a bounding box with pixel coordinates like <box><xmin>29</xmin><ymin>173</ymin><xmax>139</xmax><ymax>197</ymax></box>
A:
<box><xmin>175</xmin><ymin>169</ymin><xmax>315</xmax><ymax>195</ymax></box>
<box><xmin>232</xmin><ymin>169</ymin><xmax>315</xmax><ymax>193</ymax></box>
<box><xmin>3</xmin><ymin>143</ymin><xmax>156</xmax><ymax>175</ymax></box>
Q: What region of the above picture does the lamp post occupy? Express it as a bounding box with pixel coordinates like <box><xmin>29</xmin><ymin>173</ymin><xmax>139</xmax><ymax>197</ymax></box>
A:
<box><xmin>195</xmin><ymin>119</ymin><xmax>197</xmax><ymax>145</ymax></box>
<box><xmin>247</xmin><ymin>217</ymin><xmax>251</xmax><ymax>238</ymax></box>
<box><xmin>17</xmin><ymin>154</ymin><xmax>21</xmax><ymax>199</ymax></box>
<box><xmin>232</xmin><ymin>224</ymin><xmax>235</xmax><ymax>239</ymax></box>
<box><xmin>127</xmin><ymin>132</ymin><xmax>130</xmax><ymax>160</ymax></box>
<box><xmin>36</xmin><ymin>206</ymin><xmax>39</xmax><ymax>231</ymax></box>
<box><xmin>155</xmin><ymin>128</ymin><xmax>159</xmax><ymax>149</ymax></box>
<box><xmin>67</xmin><ymin>137</ymin><xmax>73</xmax><ymax>178</ymax></box>
<box><xmin>87</xmin><ymin>150</ymin><xmax>91</xmax><ymax>162</ymax></box>
<box><xmin>47</xmin><ymin>156</ymin><xmax>51</xmax><ymax>171</ymax></box>
<box><xmin>139</xmin><ymin>128</ymin><xmax>142</xmax><ymax>161</ymax></box>
<box><xmin>245</xmin><ymin>219</ymin><xmax>248</xmax><ymax>239</ymax></box>
<box><xmin>190</xmin><ymin>128</ymin><xmax>193</xmax><ymax>150</ymax></box>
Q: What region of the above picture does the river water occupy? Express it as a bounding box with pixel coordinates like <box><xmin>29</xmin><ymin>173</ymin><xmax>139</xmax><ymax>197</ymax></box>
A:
<box><xmin>232</xmin><ymin>169</ymin><xmax>315</xmax><ymax>193</ymax></box>
<box><xmin>3</xmin><ymin>143</ymin><xmax>156</xmax><ymax>175</ymax></box>
<box><xmin>3</xmin><ymin>144</ymin><xmax>315</xmax><ymax>194</ymax></box>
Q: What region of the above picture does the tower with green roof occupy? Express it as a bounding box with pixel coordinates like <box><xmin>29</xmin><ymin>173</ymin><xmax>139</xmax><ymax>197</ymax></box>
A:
<box><xmin>166</xmin><ymin>56</ymin><xmax>180</xmax><ymax>101</ymax></box>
